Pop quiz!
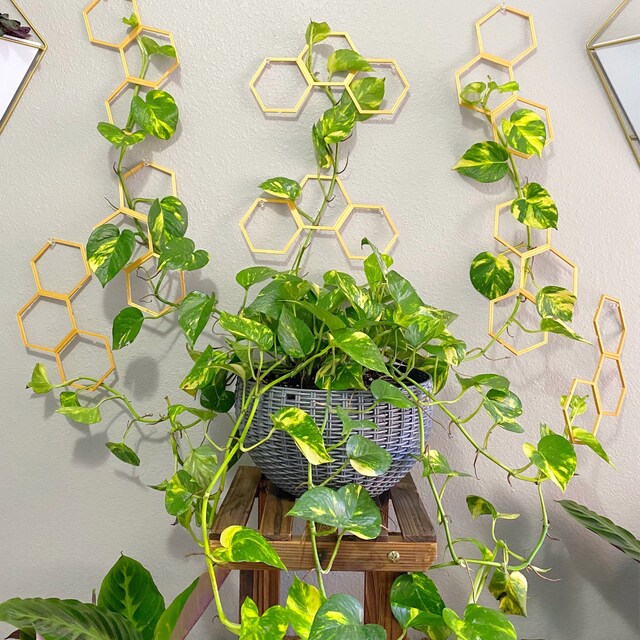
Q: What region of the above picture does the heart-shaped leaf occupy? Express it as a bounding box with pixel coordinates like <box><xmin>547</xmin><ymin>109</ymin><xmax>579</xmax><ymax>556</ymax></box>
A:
<box><xmin>483</xmin><ymin>388</ymin><xmax>523</xmax><ymax>432</ymax></box>
<box><xmin>331</xmin><ymin>329</ymin><xmax>388</xmax><ymax>374</ymax></box>
<box><xmin>180</xmin><ymin>346</ymin><xmax>229</xmax><ymax>395</ymax></box>
<box><xmin>488</xmin><ymin>568</ymin><xmax>528</xmax><ymax>617</ymax></box>
<box><xmin>501</xmin><ymin>108</ymin><xmax>547</xmax><ymax>156</ymax></box>
<box><xmin>453</xmin><ymin>141</ymin><xmax>509</xmax><ymax>183</ymax></box>
<box><xmin>148</xmin><ymin>197</ymin><xmax>188</xmax><ymax>249</ymax></box>
<box><xmin>340</xmin><ymin>77</ymin><xmax>385</xmax><ymax>120</ymax></box>
<box><xmin>219</xmin><ymin>312</ymin><xmax>274</xmax><ymax>351</ymax></box>
<box><xmin>112</xmin><ymin>307</ymin><xmax>144</xmax><ymax>350</ymax></box>
<box><xmin>239</xmin><ymin>598</ymin><xmax>288</xmax><ymax>640</ymax></box>
<box><xmin>523</xmin><ymin>434</ymin><xmax>576</xmax><ymax>491</ymax></box>
<box><xmin>456</xmin><ymin>373</ymin><xmax>510</xmax><ymax>393</ymax></box>
<box><xmin>87</xmin><ymin>224</ymin><xmax>136</xmax><ymax>286</ymax></box>
<box><xmin>326</xmin><ymin>50</ymin><xmax>372</xmax><ymax>75</ymax></box>
<box><xmin>212</xmin><ymin>526</ymin><xmax>286</xmax><ymax>570</ymax></box>
<box><xmin>27</xmin><ymin>364</ymin><xmax>53</xmax><ymax>394</ymax></box>
<box><xmin>309</xmin><ymin>594</ymin><xmax>385</xmax><ymax>640</ymax></box>
<box><xmin>571</xmin><ymin>428</ymin><xmax>614</xmax><ymax>466</ymax></box>
<box><xmin>540</xmin><ymin>317</ymin><xmax>590</xmax><ymax>343</ymax></box>
<box><xmin>258</xmin><ymin>177</ymin><xmax>301</xmax><ymax>201</ymax></box>
<box><xmin>139</xmin><ymin>36</ymin><xmax>176</xmax><ymax>59</ymax></box>
<box><xmin>305</xmin><ymin>21</ymin><xmax>330</xmax><ymax>46</ymax></box>
<box><xmin>164</xmin><ymin>470</ymin><xmax>198</xmax><ymax>516</ymax></box>
<box><xmin>469</xmin><ymin>252</ymin><xmax>514</xmax><ymax>300</ymax></box>
<box><xmin>184</xmin><ymin>445</ymin><xmax>218</xmax><ymax>488</ymax></box>
<box><xmin>271</xmin><ymin>407</ymin><xmax>333</xmax><ymax>465</ymax></box>
<box><xmin>536</xmin><ymin>286</ymin><xmax>576</xmax><ymax>322</ymax></box>
<box><xmin>97</xmin><ymin>122</ymin><xmax>146</xmax><ymax>148</ymax></box>
<box><xmin>442</xmin><ymin>604</ymin><xmax>516</xmax><ymax>640</ymax></box>
<box><xmin>319</xmin><ymin>102</ymin><xmax>357</xmax><ymax>144</ymax></box>
<box><xmin>459</xmin><ymin>81</ymin><xmax>487</xmax><ymax>106</ymax></box>
<box><xmin>56</xmin><ymin>405</ymin><xmax>102</xmax><ymax>425</ymax></box>
<box><xmin>178</xmin><ymin>292</ymin><xmax>215</xmax><ymax>346</ymax></box>
<box><xmin>236</xmin><ymin>266</ymin><xmax>278</xmax><ymax>290</ymax></box>
<box><xmin>370</xmin><ymin>379</ymin><xmax>413</xmax><ymax>409</ymax></box>
<box><xmin>131</xmin><ymin>90</ymin><xmax>179</xmax><ymax>140</ymax></box>
<box><xmin>422</xmin><ymin>450</ymin><xmax>470</xmax><ymax>478</ymax></box>
<box><xmin>511</xmin><ymin>183</ymin><xmax>558</xmax><ymax>230</ymax></box>
<box><xmin>106</xmin><ymin>442</ymin><xmax>140</xmax><ymax>466</ymax></box>
<box><xmin>285</xmin><ymin>577</ymin><xmax>325</xmax><ymax>640</ymax></box>
<box><xmin>346</xmin><ymin>434</ymin><xmax>392</xmax><ymax>477</ymax></box>
<box><xmin>277</xmin><ymin>307</ymin><xmax>314</xmax><ymax>358</ymax></box>
<box><xmin>157</xmin><ymin>237</ymin><xmax>209</xmax><ymax>272</ymax></box>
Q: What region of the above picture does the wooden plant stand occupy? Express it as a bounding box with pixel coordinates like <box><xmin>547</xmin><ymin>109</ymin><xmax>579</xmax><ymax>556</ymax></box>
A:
<box><xmin>210</xmin><ymin>466</ymin><xmax>437</xmax><ymax>637</ymax></box>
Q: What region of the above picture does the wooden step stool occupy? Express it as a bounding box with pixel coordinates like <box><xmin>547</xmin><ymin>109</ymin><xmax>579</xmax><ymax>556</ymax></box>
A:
<box><xmin>210</xmin><ymin>466</ymin><xmax>437</xmax><ymax>637</ymax></box>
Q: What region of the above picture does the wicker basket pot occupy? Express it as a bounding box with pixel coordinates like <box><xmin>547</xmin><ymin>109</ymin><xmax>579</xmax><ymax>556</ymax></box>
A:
<box><xmin>236</xmin><ymin>374</ymin><xmax>432</xmax><ymax>497</ymax></box>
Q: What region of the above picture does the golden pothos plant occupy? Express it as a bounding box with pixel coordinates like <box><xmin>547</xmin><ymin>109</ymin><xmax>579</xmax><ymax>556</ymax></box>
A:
<box><xmin>0</xmin><ymin>16</ymin><xmax>625</xmax><ymax>640</ymax></box>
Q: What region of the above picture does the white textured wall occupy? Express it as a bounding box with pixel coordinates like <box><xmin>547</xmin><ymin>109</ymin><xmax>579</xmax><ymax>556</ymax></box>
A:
<box><xmin>1</xmin><ymin>1</ymin><xmax>638</xmax><ymax>638</ymax></box>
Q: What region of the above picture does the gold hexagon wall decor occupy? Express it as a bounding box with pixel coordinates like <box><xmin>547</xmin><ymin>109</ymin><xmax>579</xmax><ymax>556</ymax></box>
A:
<box><xmin>298</xmin><ymin>175</ymin><xmax>351</xmax><ymax>230</ymax></box>
<box><xmin>94</xmin><ymin>207</ymin><xmax>154</xmax><ymax>261</ymax></box>
<box><xmin>250</xmin><ymin>58</ymin><xmax>312</xmax><ymax>114</ymax></box>
<box><xmin>118</xmin><ymin>161</ymin><xmax>178</xmax><ymax>208</ymax></box>
<box><xmin>297</xmin><ymin>32</ymin><xmax>359</xmax><ymax>87</ymax></box>
<box><xmin>346</xmin><ymin>59</ymin><xmax>410</xmax><ymax>116</ymax></box>
<box><xmin>55</xmin><ymin>330</ymin><xmax>116</xmax><ymax>391</ymax></box>
<box><xmin>593</xmin><ymin>294</ymin><xmax>626</xmax><ymax>357</ymax></box>
<box><xmin>493</xmin><ymin>200</ymin><xmax>552</xmax><ymax>257</ymax></box>
<box><xmin>563</xmin><ymin>378</ymin><xmax>603</xmax><ymax>441</ymax></box>
<box><xmin>105</xmin><ymin>79</ymin><xmax>147</xmax><ymax>126</ymax></box>
<box><xmin>335</xmin><ymin>204</ymin><xmax>399</xmax><ymax>260</ymax></box>
<box><xmin>593</xmin><ymin>354</ymin><xmax>627</xmax><ymax>417</ymax></box>
<box><xmin>454</xmin><ymin>54</ymin><xmax>517</xmax><ymax>116</ymax></box>
<box><xmin>488</xmin><ymin>288</ymin><xmax>548</xmax><ymax>355</ymax></box>
<box><xmin>240</xmin><ymin>198</ymin><xmax>304</xmax><ymax>255</ymax></box>
<box><xmin>490</xmin><ymin>96</ymin><xmax>554</xmax><ymax>158</ymax></box>
<box><xmin>119</xmin><ymin>26</ymin><xmax>179</xmax><ymax>89</ymax></box>
<box><xmin>475</xmin><ymin>4</ymin><xmax>537</xmax><ymax>66</ymax></box>
<box><xmin>17</xmin><ymin>294</ymin><xmax>77</xmax><ymax>354</ymax></box>
<box><xmin>83</xmin><ymin>0</ymin><xmax>140</xmax><ymax>50</ymax></box>
<box><xmin>519</xmin><ymin>246</ymin><xmax>578</xmax><ymax>296</ymax></box>
<box><xmin>30</xmin><ymin>239</ymin><xmax>91</xmax><ymax>301</ymax></box>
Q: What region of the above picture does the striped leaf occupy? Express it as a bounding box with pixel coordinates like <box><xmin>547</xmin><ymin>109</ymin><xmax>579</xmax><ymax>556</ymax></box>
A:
<box><xmin>453</xmin><ymin>142</ymin><xmax>509</xmax><ymax>183</ymax></box>
<box><xmin>469</xmin><ymin>252</ymin><xmax>514</xmax><ymax>299</ymax></box>
<box><xmin>511</xmin><ymin>183</ymin><xmax>558</xmax><ymax>229</ymax></box>
<box><xmin>502</xmin><ymin>108</ymin><xmax>546</xmax><ymax>156</ymax></box>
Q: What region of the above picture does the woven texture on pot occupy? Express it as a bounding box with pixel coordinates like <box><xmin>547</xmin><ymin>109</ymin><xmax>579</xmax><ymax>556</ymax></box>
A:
<box><xmin>236</xmin><ymin>375</ymin><xmax>432</xmax><ymax>497</ymax></box>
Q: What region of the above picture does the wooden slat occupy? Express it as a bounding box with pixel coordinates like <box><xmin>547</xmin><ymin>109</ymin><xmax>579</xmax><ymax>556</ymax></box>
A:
<box><xmin>210</xmin><ymin>532</ymin><xmax>436</xmax><ymax>572</ymax></box>
<box><xmin>390</xmin><ymin>474</ymin><xmax>436</xmax><ymax>542</ymax></box>
<box><xmin>364</xmin><ymin>571</ymin><xmax>402</xmax><ymax>638</ymax></box>
<box><xmin>259</xmin><ymin>481</ymin><xmax>295</xmax><ymax>541</ymax></box>
<box><xmin>210</xmin><ymin>466</ymin><xmax>262</xmax><ymax>539</ymax></box>
<box><xmin>374</xmin><ymin>491</ymin><xmax>390</xmax><ymax>542</ymax></box>
<box><xmin>238</xmin><ymin>570</ymin><xmax>254</xmax><ymax>617</ymax></box>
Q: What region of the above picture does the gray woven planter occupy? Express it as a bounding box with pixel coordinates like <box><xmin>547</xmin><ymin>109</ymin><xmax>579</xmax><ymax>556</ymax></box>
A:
<box><xmin>235</xmin><ymin>375</ymin><xmax>432</xmax><ymax>497</ymax></box>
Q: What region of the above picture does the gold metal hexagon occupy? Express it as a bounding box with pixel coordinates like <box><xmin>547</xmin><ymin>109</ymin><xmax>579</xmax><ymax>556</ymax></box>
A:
<box><xmin>488</xmin><ymin>288</ymin><xmax>548</xmax><ymax>356</ymax></box>
<box><xmin>55</xmin><ymin>330</ymin><xmax>116</xmax><ymax>391</ymax></box>
<box><xmin>17</xmin><ymin>294</ymin><xmax>77</xmax><ymax>354</ymax></box>
<box><xmin>563</xmin><ymin>378</ymin><xmax>602</xmax><ymax>441</ymax></box>
<box><xmin>454</xmin><ymin>54</ymin><xmax>516</xmax><ymax>116</ymax></box>
<box><xmin>490</xmin><ymin>96</ymin><xmax>554</xmax><ymax>159</ymax></box>
<box><xmin>240</xmin><ymin>198</ymin><xmax>304</xmax><ymax>255</ymax></box>
<box><xmin>519</xmin><ymin>246</ymin><xmax>578</xmax><ymax>296</ymax></box>
<box><xmin>298</xmin><ymin>175</ymin><xmax>351</xmax><ymax>230</ymax></box>
<box><xmin>346</xmin><ymin>59</ymin><xmax>410</xmax><ymax>116</ymax></box>
<box><xmin>475</xmin><ymin>5</ymin><xmax>537</xmax><ymax>66</ymax></box>
<box><xmin>297</xmin><ymin>32</ymin><xmax>359</xmax><ymax>87</ymax></box>
<box><xmin>94</xmin><ymin>207</ymin><xmax>154</xmax><ymax>261</ymax></box>
<box><xmin>250</xmin><ymin>58</ymin><xmax>312</xmax><ymax>114</ymax></box>
<box><xmin>119</xmin><ymin>26</ymin><xmax>179</xmax><ymax>89</ymax></box>
<box><xmin>593</xmin><ymin>354</ymin><xmax>626</xmax><ymax>418</ymax></box>
<box><xmin>124</xmin><ymin>254</ymin><xmax>187</xmax><ymax>317</ymax></box>
<box><xmin>30</xmin><ymin>239</ymin><xmax>91</xmax><ymax>301</ymax></box>
<box><xmin>118</xmin><ymin>161</ymin><xmax>178</xmax><ymax>208</ymax></box>
<box><xmin>493</xmin><ymin>200</ymin><xmax>552</xmax><ymax>257</ymax></box>
<box><xmin>105</xmin><ymin>80</ymin><xmax>147</xmax><ymax>126</ymax></box>
<box><xmin>335</xmin><ymin>204</ymin><xmax>398</xmax><ymax>260</ymax></box>
<box><xmin>83</xmin><ymin>0</ymin><xmax>140</xmax><ymax>49</ymax></box>
<box><xmin>593</xmin><ymin>294</ymin><xmax>626</xmax><ymax>358</ymax></box>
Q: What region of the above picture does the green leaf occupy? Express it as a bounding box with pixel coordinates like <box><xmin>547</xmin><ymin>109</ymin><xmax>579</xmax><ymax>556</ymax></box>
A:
<box><xmin>212</xmin><ymin>526</ymin><xmax>286</xmax><ymax>570</ymax></box>
<box><xmin>148</xmin><ymin>197</ymin><xmax>188</xmax><ymax>249</ymax></box>
<box><xmin>493</xmin><ymin>80</ymin><xmax>520</xmax><ymax>93</ymax></box>
<box><xmin>387</xmin><ymin>270</ymin><xmax>423</xmax><ymax>314</ymax></box>
<box><xmin>312</xmin><ymin>123</ymin><xmax>333</xmax><ymax>168</ymax></box>
<box><xmin>341</xmin><ymin>77</ymin><xmax>385</xmax><ymax>120</ymax></box>
<box><xmin>277</xmin><ymin>307</ymin><xmax>314</xmax><ymax>358</ymax></box>
<box><xmin>483</xmin><ymin>389</ymin><xmax>523</xmax><ymax>432</ymax></box>
<box><xmin>456</xmin><ymin>373</ymin><xmax>510</xmax><ymax>393</ymax></box>
<box><xmin>106</xmin><ymin>442</ymin><xmax>140</xmax><ymax>466</ymax></box>
<box><xmin>536</xmin><ymin>286</ymin><xmax>576</xmax><ymax>322</ymax></box>
<box><xmin>305</xmin><ymin>20</ymin><xmax>330</xmax><ymax>46</ymax></box>
<box><xmin>123</xmin><ymin>13</ymin><xmax>139</xmax><ymax>28</ymax></box>
<box><xmin>459</xmin><ymin>81</ymin><xmax>487</xmax><ymax>106</ymax></box>
<box><xmin>239</xmin><ymin>598</ymin><xmax>288</xmax><ymax>640</ymax></box>
<box><xmin>153</xmin><ymin>575</ymin><xmax>200</xmax><ymax>640</ymax></box>
<box><xmin>561</xmin><ymin>392</ymin><xmax>588</xmax><ymax>420</ymax></box>
<box><xmin>363</xmin><ymin>246</ymin><xmax>393</xmax><ymax>285</ymax></box>
<box><xmin>346</xmin><ymin>434</ymin><xmax>392</xmax><ymax>477</ymax></box>
<box><xmin>164</xmin><ymin>470</ymin><xmax>198</xmax><ymax>516</ymax></box>
<box><xmin>220</xmin><ymin>312</ymin><xmax>274</xmax><ymax>351</ymax></box>
<box><xmin>466</xmin><ymin>495</ymin><xmax>498</xmax><ymax>519</ymax></box>
<box><xmin>97</xmin><ymin>122</ymin><xmax>146</xmax><ymax>148</ymax></box>
<box><xmin>27</xmin><ymin>363</ymin><xmax>53</xmax><ymax>394</ymax></box>
<box><xmin>178</xmin><ymin>292</ymin><xmax>214</xmax><ymax>347</ymax></box>
<box><xmin>335</xmin><ymin>406</ymin><xmax>376</xmax><ymax>437</ymax></box>
<box><xmin>488</xmin><ymin>569</ymin><xmax>528</xmax><ymax>617</ymax></box>
<box><xmin>180</xmin><ymin>346</ymin><xmax>228</xmax><ymax>395</ymax></box>
<box><xmin>331</xmin><ymin>329</ymin><xmax>388</xmax><ymax>374</ymax></box>
<box><xmin>319</xmin><ymin>102</ymin><xmax>357</xmax><ymax>144</ymax></box>
<box><xmin>389</xmin><ymin>573</ymin><xmax>450</xmax><ymax>640</ymax></box>
<box><xmin>557</xmin><ymin>500</ymin><xmax>640</xmax><ymax>561</ymax></box>
<box><xmin>540</xmin><ymin>317</ymin><xmax>590</xmax><ymax>343</ymax></box>
<box><xmin>423</xmin><ymin>334</ymin><xmax>467</xmax><ymax>367</ymax></box>
<box><xmin>286</xmin><ymin>577</ymin><xmax>325</xmax><ymax>640</ymax></box>
<box><xmin>86</xmin><ymin>224</ymin><xmax>135</xmax><ymax>286</ymax></box>
<box><xmin>98</xmin><ymin>555</ymin><xmax>164</xmax><ymax>639</ymax></box>
<box><xmin>184</xmin><ymin>445</ymin><xmax>218</xmax><ymax>488</ymax></box>
<box><xmin>502</xmin><ymin>108</ymin><xmax>546</xmax><ymax>157</ymax></box>
<box><xmin>200</xmin><ymin>384</ymin><xmax>235</xmax><ymax>413</ymax></box>
<box><xmin>442</xmin><ymin>604</ymin><xmax>516</xmax><ymax>640</ymax></box>
<box><xmin>511</xmin><ymin>183</ymin><xmax>558</xmax><ymax>230</ymax></box>
<box><xmin>288</xmin><ymin>484</ymin><xmax>381</xmax><ymax>540</ymax></box>
<box><xmin>236</xmin><ymin>266</ymin><xmax>278</xmax><ymax>290</ymax></box>
<box><xmin>259</xmin><ymin>177</ymin><xmax>301</xmax><ymax>201</ymax></box>
<box><xmin>316</xmin><ymin>361</ymin><xmax>365</xmax><ymax>391</ymax></box>
<box><xmin>293</xmin><ymin>300</ymin><xmax>345</xmax><ymax>331</ymax></box>
<box><xmin>112</xmin><ymin>307</ymin><xmax>144</xmax><ymax>350</ymax></box>
<box><xmin>131</xmin><ymin>90</ymin><xmax>179</xmax><ymax>140</ymax></box>
<box><xmin>523</xmin><ymin>434</ymin><xmax>576</xmax><ymax>491</ymax></box>
<box><xmin>309</xmin><ymin>594</ymin><xmax>385</xmax><ymax>640</ymax></box>
<box><xmin>571</xmin><ymin>428</ymin><xmax>614</xmax><ymax>466</ymax></box>
<box><xmin>422</xmin><ymin>450</ymin><xmax>470</xmax><ymax>478</ymax></box>
<box><xmin>167</xmin><ymin>404</ymin><xmax>215</xmax><ymax>431</ymax></box>
<box><xmin>271</xmin><ymin>407</ymin><xmax>333</xmax><ymax>465</ymax></box>
<box><xmin>139</xmin><ymin>36</ymin><xmax>176</xmax><ymax>58</ymax></box>
<box><xmin>370</xmin><ymin>379</ymin><xmax>413</xmax><ymax>409</ymax></box>
<box><xmin>453</xmin><ymin>141</ymin><xmax>509</xmax><ymax>183</ymax></box>
<box><xmin>469</xmin><ymin>252</ymin><xmax>514</xmax><ymax>300</ymax></box>
<box><xmin>0</xmin><ymin>598</ymin><xmax>143</xmax><ymax>640</ymax></box>
<box><xmin>56</xmin><ymin>405</ymin><xmax>102</xmax><ymax>425</ymax></box>
<box><xmin>60</xmin><ymin>391</ymin><xmax>80</xmax><ymax>407</ymax></box>
<box><xmin>157</xmin><ymin>237</ymin><xmax>209</xmax><ymax>272</ymax></box>
<box><xmin>327</xmin><ymin>49</ymin><xmax>372</xmax><ymax>75</ymax></box>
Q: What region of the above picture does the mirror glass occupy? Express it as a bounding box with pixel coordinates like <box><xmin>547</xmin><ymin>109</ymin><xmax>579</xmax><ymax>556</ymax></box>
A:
<box><xmin>0</xmin><ymin>36</ymin><xmax>40</xmax><ymax>122</ymax></box>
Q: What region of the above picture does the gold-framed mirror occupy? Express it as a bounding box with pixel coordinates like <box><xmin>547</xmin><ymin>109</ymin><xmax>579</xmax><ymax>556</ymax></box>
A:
<box><xmin>588</xmin><ymin>0</ymin><xmax>640</xmax><ymax>166</ymax></box>
<box><xmin>0</xmin><ymin>0</ymin><xmax>47</xmax><ymax>135</ymax></box>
